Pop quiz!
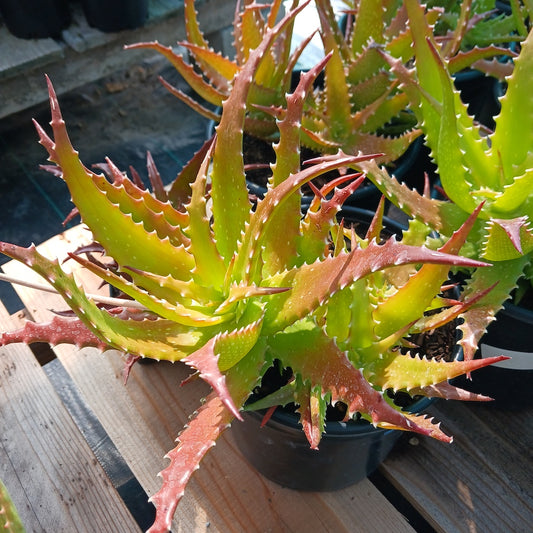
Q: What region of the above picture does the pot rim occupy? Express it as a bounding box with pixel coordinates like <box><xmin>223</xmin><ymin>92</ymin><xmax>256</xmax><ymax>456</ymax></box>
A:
<box><xmin>501</xmin><ymin>299</ymin><xmax>533</xmax><ymax>324</ymax></box>
<box><xmin>251</xmin><ymin>393</ymin><xmax>436</xmax><ymax>438</ymax></box>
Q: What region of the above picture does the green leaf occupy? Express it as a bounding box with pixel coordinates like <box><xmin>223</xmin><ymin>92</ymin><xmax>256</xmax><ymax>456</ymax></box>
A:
<box><xmin>321</xmin><ymin>23</ymin><xmax>352</xmax><ymax>138</ymax></box>
<box><xmin>185</xmin><ymin>141</ymin><xmax>227</xmax><ymax>287</ymax></box>
<box><xmin>296</xmin><ymin>384</ymin><xmax>327</xmax><ymax>449</ymax></box>
<box><xmin>233</xmin><ymin>153</ymin><xmax>370</xmax><ymax>285</ymax></box>
<box><xmin>491</xmin><ymin>28</ymin><xmax>533</xmax><ymax>180</ymax></box>
<box><xmin>448</xmin><ymin>45</ymin><xmax>515</xmax><ymax>74</ymax></box>
<box><xmin>0</xmin><ymin>242</ymin><xmax>214</xmax><ymax>361</ymax></box>
<box><xmin>369</xmin><ymin>350</ymin><xmax>508</xmax><ymax>391</ymax></box>
<box><xmin>35</xmin><ymin>79</ymin><xmax>195</xmax><ymax>281</ymax></box>
<box><xmin>213</xmin><ymin>303</ymin><xmax>265</xmax><ymax>372</ymax></box>
<box><xmin>68</xmin><ymin>253</ymin><xmax>229</xmax><ymax>327</ymax></box>
<box><xmin>168</xmin><ymin>137</ymin><xmax>214</xmax><ymax>211</ymax></box>
<box><xmin>125</xmin><ymin>42</ymin><xmax>226</xmax><ymax>107</ymax></box>
<box><xmin>259</xmin><ymin>60</ymin><xmax>325</xmax><ymax>276</ymax></box>
<box><xmin>483</xmin><ymin>217</ymin><xmax>533</xmax><ymax>260</ymax></box>
<box><xmin>459</xmin><ymin>256</ymin><xmax>531</xmax><ymax>359</ymax></box>
<box><xmin>0</xmin><ymin>479</ymin><xmax>25</xmax><ymax>533</ymax></box>
<box><xmin>210</xmin><ymin>3</ymin><xmax>308</xmax><ymax>261</ymax></box>
<box><xmin>373</xmin><ymin>203</ymin><xmax>484</xmax><ymax>337</ymax></box>
<box><xmin>408</xmin><ymin>3</ymin><xmax>498</xmax><ymax>201</ymax></box>
<box><xmin>489</xmin><ymin>170</ymin><xmax>533</xmax><ymax>217</ymax></box>
<box><xmin>262</xmin><ymin>238</ymin><xmax>489</xmax><ymax>334</ymax></box>
<box><xmin>350</xmin><ymin>0</ymin><xmax>386</xmax><ymax>54</ymax></box>
<box><xmin>181</xmin><ymin>42</ymin><xmax>238</xmax><ymax>87</ymax></box>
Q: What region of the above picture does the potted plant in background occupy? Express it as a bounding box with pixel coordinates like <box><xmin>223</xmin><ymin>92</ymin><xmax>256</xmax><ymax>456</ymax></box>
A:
<box><xmin>129</xmin><ymin>0</ymin><xmax>423</xmax><ymax>207</ymax></box>
<box><xmin>0</xmin><ymin>5</ymin><xmax>508</xmax><ymax>532</ymax></box>
<box><xmin>126</xmin><ymin>0</ymin><xmax>306</xmax><ymax>140</ymax></box>
<box><xmin>129</xmin><ymin>0</ymin><xmax>518</xmax><ymax>209</ymax></box>
<box><xmin>356</xmin><ymin>0</ymin><xmax>533</xmax><ymax>406</ymax></box>
<box><xmin>0</xmin><ymin>0</ymin><xmax>70</xmax><ymax>39</ymax></box>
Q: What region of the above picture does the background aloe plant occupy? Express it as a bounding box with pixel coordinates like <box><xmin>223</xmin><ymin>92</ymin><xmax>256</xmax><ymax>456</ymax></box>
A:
<box><xmin>127</xmin><ymin>0</ymin><xmax>309</xmax><ymax>140</ymax></box>
<box><xmin>0</xmin><ymin>4</ymin><xmax>507</xmax><ymax>533</ymax></box>
<box><xmin>131</xmin><ymin>0</ymin><xmax>518</xmax><ymax>160</ymax></box>
<box><xmin>429</xmin><ymin>0</ymin><xmax>531</xmax><ymax>53</ymax></box>
<box><xmin>357</xmin><ymin>0</ymin><xmax>533</xmax><ymax>361</ymax></box>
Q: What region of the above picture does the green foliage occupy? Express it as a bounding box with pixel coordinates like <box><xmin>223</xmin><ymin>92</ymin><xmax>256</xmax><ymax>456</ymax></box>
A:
<box><xmin>0</xmin><ymin>3</ymin><xmax>511</xmax><ymax>531</ymax></box>
<box><xmin>428</xmin><ymin>0</ymin><xmax>532</xmax><ymax>47</ymax></box>
<box><xmin>358</xmin><ymin>0</ymin><xmax>533</xmax><ymax>360</ymax></box>
<box><xmin>295</xmin><ymin>0</ymin><xmax>420</xmax><ymax>163</ymax></box>
<box><xmin>129</xmin><ymin>0</ymin><xmax>517</xmax><ymax>165</ymax></box>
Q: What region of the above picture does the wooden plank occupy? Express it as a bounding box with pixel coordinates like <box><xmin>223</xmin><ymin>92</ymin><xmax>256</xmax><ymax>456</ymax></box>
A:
<box><xmin>0</xmin><ymin>25</ymin><xmax>63</xmax><ymax>81</ymax></box>
<box><xmin>2</xmin><ymin>225</ymin><xmax>418</xmax><ymax>532</ymax></box>
<box><xmin>0</xmin><ymin>301</ymin><xmax>140</xmax><ymax>532</ymax></box>
<box><xmin>381</xmin><ymin>400</ymin><xmax>533</xmax><ymax>533</ymax></box>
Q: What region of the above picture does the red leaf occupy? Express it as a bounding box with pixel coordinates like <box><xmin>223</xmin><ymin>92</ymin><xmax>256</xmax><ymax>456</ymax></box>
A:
<box><xmin>147</xmin><ymin>393</ymin><xmax>234</xmax><ymax>533</ymax></box>
<box><xmin>182</xmin><ymin>337</ymin><xmax>241</xmax><ymax>420</ymax></box>
<box><xmin>0</xmin><ymin>316</ymin><xmax>109</xmax><ymax>351</ymax></box>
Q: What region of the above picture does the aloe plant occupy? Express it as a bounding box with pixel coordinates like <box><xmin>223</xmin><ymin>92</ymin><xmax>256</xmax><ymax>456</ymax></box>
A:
<box><xmin>0</xmin><ymin>7</ymin><xmax>507</xmax><ymax>533</ymax></box>
<box><xmin>429</xmin><ymin>0</ymin><xmax>531</xmax><ymax>51</ymax></box>
<box><xmin>356</xmin><ymin>0</ymin><xmax>533</xmax><ymax>361</ymax></box>
<box><xmin>290</xmin><ymin>0</ymin><xmax>515</xmax><ymax>168</ymax></box>
<box><xmin>128</xmin><ymin>0</ymin><xmax>516</xmax><ymax>166</ymax></box>
<box><xmin>126</xmin><ymin>0</ymin><xmax>308</xmax><ymax>140</ymax></box>
<box><xmin>129</xmin><ymin>0</ymin><xmax>421</xmax><ymax>164</ymax></box>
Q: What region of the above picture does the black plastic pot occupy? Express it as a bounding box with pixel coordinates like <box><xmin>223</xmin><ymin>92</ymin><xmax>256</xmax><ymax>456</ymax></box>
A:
<box><xmin>456</xmin><ymin>301</ymin><xmax>533</xmax><ymax>409</ymax></box>
<box><xmin>0</xmin><ymin>0</ymin><xmax>70</xmax><ymax>39</ymax></box>
<box><xmin>233</xmin><ymin>395</ymin><xmax>434</xmax><ymax>491</ymax></box>
<box><xmin>232</xmin><ymin>208</ymin><xmax>455</xmax><ymax>492</ymax></box>
<box><xmin>81</xmin><ymin>0</ymin><xmax>148</xmax><ymax>32</ymax></box>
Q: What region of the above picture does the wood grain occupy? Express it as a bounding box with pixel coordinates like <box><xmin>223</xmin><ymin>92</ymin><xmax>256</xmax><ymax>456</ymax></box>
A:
<box><xmin>381</xmin><ymin>400</ymin><xmax>533</xmax><ymax>533</ymax></box>
<box><xmin>0</xmin><ymin>301</ymin><xmax>139</xmax><ymax>532</ymax></box>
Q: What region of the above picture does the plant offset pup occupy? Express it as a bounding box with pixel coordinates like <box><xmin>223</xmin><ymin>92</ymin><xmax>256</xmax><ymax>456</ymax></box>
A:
<box><xmin>0</xmin><ymin>7</ymin><xmax>504</xmax><ymax>533</ymax></box>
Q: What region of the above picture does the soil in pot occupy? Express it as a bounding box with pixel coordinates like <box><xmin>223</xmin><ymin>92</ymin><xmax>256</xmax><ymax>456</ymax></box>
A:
<box><xmin>242</xmin><ymin>134</ymin><xmax>396</xmax><ymax>211</ymax></box>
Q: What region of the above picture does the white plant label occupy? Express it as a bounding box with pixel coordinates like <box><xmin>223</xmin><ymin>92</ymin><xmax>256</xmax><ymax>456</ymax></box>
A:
<box><xmin>480</xmin><ymin>343</ymin><xmax>533</xmax><ymax>370</ymax></box>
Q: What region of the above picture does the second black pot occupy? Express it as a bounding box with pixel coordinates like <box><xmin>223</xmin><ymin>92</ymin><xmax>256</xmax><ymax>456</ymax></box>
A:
<box><xmin>81</xmin><ymin>0</ymin><xmax>148</xmax><ymax>32</ymax></box>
